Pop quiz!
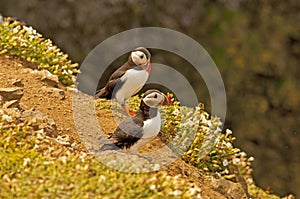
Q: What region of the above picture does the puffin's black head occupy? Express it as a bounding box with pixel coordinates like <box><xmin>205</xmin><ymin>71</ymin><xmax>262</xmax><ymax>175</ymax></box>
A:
<box><xmin>129</xmin><ymin>47</ymin><xmax>151</xmax><ymax>66</ymax></box>
<box><xmin>142</xmin><ymin>89</ymin><xmax>172</xmax><ymax>108</ymax></box>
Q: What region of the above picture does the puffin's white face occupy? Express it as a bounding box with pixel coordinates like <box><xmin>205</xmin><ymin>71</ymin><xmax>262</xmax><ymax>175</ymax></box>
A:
<box><xmin>131</xmin><ymin>50</ymin><xmax>148</xmax><ymax>66</ymax></box>
<box><xmin>143</xmin><ymin>91</ymin><xmax>165</xmax><ymax>108</ymax></box>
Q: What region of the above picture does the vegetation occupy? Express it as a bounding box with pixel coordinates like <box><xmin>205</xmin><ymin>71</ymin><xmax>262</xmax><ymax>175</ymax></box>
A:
<box><xmin>0</xmin><ymin>18</ymin><xmax>79</xmax><ymax>85</ymax></box>
<box><xmin>0</xmin><ymin>109</ymin><xmax>201</xmax><ymax>198</ymax></box>
<box><xmin>0</xmin><ymin>17</ymin><xmax>292</xmax><ymax>198</ymax></box>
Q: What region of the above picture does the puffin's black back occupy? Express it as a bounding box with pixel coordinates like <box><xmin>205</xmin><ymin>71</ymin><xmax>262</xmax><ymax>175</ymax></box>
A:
<box><xmin>94</xmin><ymin>47</ymin><xmax>151</xmax><ymax>99</ymax></box>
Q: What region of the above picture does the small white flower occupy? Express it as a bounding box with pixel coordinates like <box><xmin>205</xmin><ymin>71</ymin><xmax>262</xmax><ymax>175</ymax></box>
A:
<box><xmin>226</xmin><ymin>129</ymin><xmax>232</xmax><ymax>135</ymax></box>
<box><xmin>222</xmin><ymin>140</ymin><xmax>232</xmax><ymax>148</ymax></box>
<box><xmin>173</xmin><ymin>190</ymin><xmax>180</xmax><ymax>196</ymax></box>
<box><xmin>225</xmin><ymin>142</ymin><xmax>232</xmax><ymax>148</ymax></box>
<box><xmin>207</xmin><ymin>121</ymin><xmax>212</xmax><ymax>127</ymax></box>
<box><xmin>232</xmin><ymin>158</ymin><xmax>240</xmax><ymax>165</ymax></box>
<box><xmin>2</xmin><ymin>115</ymin><xmax>12</xmax><ymax>122</ymax></box>
<box><xmin>240</xmin><ymin>152</ymin><xmax>247</xmax><ymax>157</ymax></box>
<box><xmin>99</xmin><ymin>175</ymin><xmax>106</xmax><ymax>181</ymax></box>
<box><xmin>249</xmin><ymin>156</ymin><xmax>254</xmax><ymax>161</ymax></box>
<box><xmin>153</xmin><ymin>164</ymin><xmax>160</xmax><ymax>170</ymax></box>
<box><xmin>29</xmin><ymin>35</ymin><xmax>35</xmax><ymax>41</ymax></box>
<box><xmin>23</xmin><ymin>158</ymin><xmax>31</xmax><ymax>166</ymax></box>
<box><xmin>60</xmin><ymin>156</ymin><xmax>67</xmax><ymax>164</ymax></box>
<box><xmin>172</xmin><ymin>109</ymin><xmax>180</xmax><ymax>116</ymax></box>
<box><xmin>37</xmin><ymin>133</ymin><xmax>44</xmax><ymax>140</ymax></box>
<box><xmin>13</xmin><ymin>27</ymin><xmax>19</xmax><ymax>33</ymax></box>
<box><xmin>222</xmin><ymin>159</ymin><xmax>229</xmax><ymax>167</ymax></box>
<box><xmin>80</xmin><ymin>152</ymin><xmax>87</xmax><ymax>162</ymax></box>
<box><xmin>150</xmin><ymin>184</ymin><xmax>156</xmax><ymax>190</ymax></box>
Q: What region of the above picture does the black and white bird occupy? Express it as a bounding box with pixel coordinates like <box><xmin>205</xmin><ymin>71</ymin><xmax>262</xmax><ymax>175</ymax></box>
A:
<box><xmin>95</xmin><ymin>47</ymin><xmax>151</xmax><ymax>115</ymax></box>
<box><xmin>99</xmin><ymin>89</ymin><xmax>171</xmax><ymax>154</ymax></box>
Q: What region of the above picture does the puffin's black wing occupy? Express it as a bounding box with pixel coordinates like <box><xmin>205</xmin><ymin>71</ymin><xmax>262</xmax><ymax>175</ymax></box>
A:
<box><xmin>110</xmin><ymin>116</ymin><xmax>144</xmax><ymax>149</ymax></box>
<box><xmin>95</xmin><ymin>63</ymin><xmax>134</xmax><ymax>99</ymax></box>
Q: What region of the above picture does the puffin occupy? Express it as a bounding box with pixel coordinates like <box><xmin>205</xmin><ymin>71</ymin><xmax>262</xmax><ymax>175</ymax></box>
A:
<box><xmin>99</xmin><ymin>89</ymin><xmax>171</xmax><ymax>154</ymax></box>
<box><xmin>95</xmin><ymin>47</ymin><xmax>151</xmax><ymax>115</ymax></box>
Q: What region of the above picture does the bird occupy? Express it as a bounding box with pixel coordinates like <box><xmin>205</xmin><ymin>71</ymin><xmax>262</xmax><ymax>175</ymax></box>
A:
<box><xmin>95</xmin><ymin>47</ymin><xmax>151</xmax><ymax>116</ymax></box>
<box><xmin>98</xmin><ymin>89</ymin><xmax>172</xmax><ymax>154</ymax></box>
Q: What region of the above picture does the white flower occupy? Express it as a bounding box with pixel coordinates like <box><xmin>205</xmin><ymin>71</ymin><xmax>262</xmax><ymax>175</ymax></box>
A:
<box><xmin>13</xmin><ymin>27</ymin><xmax>19</xmax><ymax>33</ymax></box>
<box><xmin>173</xmin><ymin>190</ymin><xmax>180</xmax><ymax>196</ymax></box>
<box><xmin>2</xmin><ymin>114</ymin><xmax>12</xmax><ymax>122</ymax></box>
<box><xmin>23</xmin><ymin>158</ymin><xmax>31</xmax><ymax>166</ymax></box>
<box><xmin>232</xmin><ymin>158</ymin><xmax>240</xmax><ymax>165</ymax></box>
<box><xmin>207</xmin><ymin>121</ymin><xmax>212</xmax><ymax>127</ymax></box>
<box><xmin>99</xmin><ymin>175</ymin><xmax>106</xmax><ymax>181</ymax></box>
<box><xmin>188</xmin><ymin>186</ymin><xmax>202</xmax><ymax>195</ymax></box>
<box><xmin>37</xmin><ymin>133</ymin><xmax>44</xmax><ymax>140</ymax></box>
<box><xmin>226</xmin><ymin>129</ymin><xmax>232</xmax><ymax>135</ymax></box>
<box><xmin>80</xmin><ymin>152</ymin><xmax>87</xmax><ymax>162</ymax></box>
<box><xmin>222</xmin><ymin>159</ymin><xmax>229</xmax><ymax>167</ymax></box>
<box><xmin>248</xmin><ymin>156</ymin><xmax>254</xmax><ymax>161</ymax></box>
<box><xmin>172</xmin><ymin>109</ymin><xmax>180</xmax><ymax>116</ymax></box>
<box><xmin>153</xmin><ymin>164</ymin><xmax>160</xmax><ymax>170</ymax></box>
<box><xmin>240</xmin><ymin>152</ymin><xmax>247</xmax><ymax>157</ymax></box>
<box><xmin>60</xmin><ymin>156</ymin><xmax>67</xmax><ymax>164</ymax></box>
<box><xmin>150</xmin><ymin>184</ymin><xmax>156</xmax><ymax>190</ymax></box>
<box><xmin>222</xmin><ymin>140</ymin><xmax>232</xmax><ymax>148</ymax></box>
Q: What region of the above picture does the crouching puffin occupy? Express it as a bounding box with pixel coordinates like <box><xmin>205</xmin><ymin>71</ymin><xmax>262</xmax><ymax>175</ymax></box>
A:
<box><xmin>95</xmin><ymin>47</ymin><xmax>151</xmax><ymax>115</ymax></box>
<box><xmin>99</xmin><ymin>89</ymin><xmax>171</xmax><ymax>154</ymax></box>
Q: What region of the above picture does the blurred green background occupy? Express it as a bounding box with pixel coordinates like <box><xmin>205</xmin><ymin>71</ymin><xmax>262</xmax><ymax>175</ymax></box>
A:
<box><xmin>1</xmin><ymin>0</ymin><xmax>299</xmax><ymax>197</ymax></box>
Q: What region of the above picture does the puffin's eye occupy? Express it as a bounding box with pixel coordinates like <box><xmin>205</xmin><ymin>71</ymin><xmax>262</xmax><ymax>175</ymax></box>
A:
<box><xmin>140</xmin><ymin>54</ymin><xmax>144</xmax><ymax>59</ymax></box>
<box><xmin>154</xmin><ymin>94</ymin><xmax>157</xmax><ymax>98</ymax></box>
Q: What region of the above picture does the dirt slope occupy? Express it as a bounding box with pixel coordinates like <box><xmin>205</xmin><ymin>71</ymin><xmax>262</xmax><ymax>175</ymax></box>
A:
<box><xmin>0</xmin><ymin>53</ymin><xmax>284</xmax><ymax>199</ymax></box>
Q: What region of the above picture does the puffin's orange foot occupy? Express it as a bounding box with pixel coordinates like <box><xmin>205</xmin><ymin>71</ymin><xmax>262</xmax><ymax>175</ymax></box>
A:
<box><xmin>128</xmin><ymin>109</ymin><xmax>136</xmax><ymax>116</ymax></box>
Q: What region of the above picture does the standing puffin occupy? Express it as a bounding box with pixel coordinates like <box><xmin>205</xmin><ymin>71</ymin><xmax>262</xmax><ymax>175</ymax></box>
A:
<box><xmin>99</xmin><ymin>89</ymin><xmax>171</xmax><ymax>154</ymax></box>
<box><xmin>95</xmin><ymin>47</ymin><xmax>151</xmax><ymax>115</ymax></box>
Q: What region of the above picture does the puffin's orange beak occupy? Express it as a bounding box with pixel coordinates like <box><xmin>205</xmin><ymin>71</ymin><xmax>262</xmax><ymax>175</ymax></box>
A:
<box><xmin>146</xmin><ymin>59</ymin><xmax>151</xmax><ymax>73</ymax></box>
<box><xmin>160</xmin><ymin>93</ymin><xmax>172</xmax><ymax>105</ymax></box>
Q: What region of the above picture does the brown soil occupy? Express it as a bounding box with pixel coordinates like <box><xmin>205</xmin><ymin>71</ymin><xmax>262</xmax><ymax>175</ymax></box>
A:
<box><xmin>0</xmin><ymin>53</ymin><xmax>248</xmax><ymax>199</ymax></box>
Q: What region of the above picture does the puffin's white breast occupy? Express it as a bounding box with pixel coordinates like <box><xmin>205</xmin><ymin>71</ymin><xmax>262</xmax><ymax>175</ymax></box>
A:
<box><xmin>116</xmin><ymin>68</ymin><xmax>149</xmax><ymax>102</ymax></box>
<box><xmin>142</xmin><ymin>112</ymin><xmax>161</xmax><ymax>139</ymax></box>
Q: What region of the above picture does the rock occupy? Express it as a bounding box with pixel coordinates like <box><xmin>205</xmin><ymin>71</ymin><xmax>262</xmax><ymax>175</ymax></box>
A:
<box><xmin>21</xmin><ymin>68</ymin><xmax>33</xmax><ymax>73</ymax></box>
<box><xmin>12</xmin><ymin>79</ymin><xmax>24</xmax><ymax>87</ymax></box>
<box><xmin>0</xmin><ymin>87</ymin><xmax>23</xmax><ymax>101</ymax></box>
<box><xmin>49</xmin><ymin>88</ymin><xmax>65</xmax><ymax>100</ymax></box>
<box><xmin>3</xmin><ymin>100</ymin><xmax>20</xmax><ymax>109</ymax></box>
<box><xmin>41</xmin><ymin>87</ymin><xmax>65</xmax><ymax>100</ymax></box>
<box><xmin>210</xmin><ymin>178</ymin><xmax>248</xmax><ymax>199</ymax></box>
<box><xmin>32</xmin><ymin>69</ymin><xmax>59</xmax><ymax>87</ymax></box>
<box><xmin>20</xmin><ymin>108</ymin><xmax>58</xmax><ymax>137</ymax></box>
<box><xmin>56</xmin><ymin>135</ymin><xmax>74</xmax><ymax>146</ymax></box>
